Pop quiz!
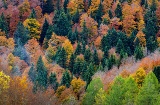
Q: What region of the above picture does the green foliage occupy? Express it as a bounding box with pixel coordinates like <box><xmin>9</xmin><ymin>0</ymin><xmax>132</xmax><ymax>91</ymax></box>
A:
<box><xmin>134</xmin><ymin>45</ymin><xmax>144</xmax><ymax>61</ymax></box>
<box><xmin>56</xmin><ymin>47</ymin><xmax>67</xmax><ymax>68</ymax></box>
<box><xmin>93</xmin><ymin>49</ymin><xmax>99</xmax><ymax>65</ymax></box>
<box><xmin>72</xmin><ymin>9</ymin><xmax>80</xmax><ymax>23</ymax></box>
<box><xmin>75</xmin><ymin>42</ymin><xmax>82</xmax><ymax>55</ymax></box>
<box><xmin>28</xmin><ymin>63</ymin><xmax>36</xmax><ymax>82</ymax></box>
<box><xmin>73</xmin><ymin>57</ymin><xmax>84</xmax><ymax>76</ymax></box>
<box><xmin>61</xmin><ymin>70</ymin><xmax>71</xmax><ymax>88</ymax></box>
<box><xmin>136</xmin><ymin>72</ymin><xmax>160</xmax><ymax>105</ymax></box>
<box><xmin>82</xmin><ymin>78</ymin><xmax>103</xmax><ymax>105</ymax></box>
<box><xmin>42</xmin><ymin>0</ymin><xmax>54</xmax><ymax>14</ymax></box>
<box><xmin>63</xmin><ymin>0</ymin><xmax>69</xmax><ymax>13</ymax></box>
<box><xmin>115</xmin><ymin>3</ymin><xmax>122</xmax><ymax>18</ymax></box>
<box><xmin>84</xmin><ymin>48</ymin><xmax>92</xmax><ymax>62</ymax></box>
<box><xmin>49</xmin><ymin>73</ymin><xmax>59</xmax><ymax>91</ymax></box>
<box><xmin>0</xmin><ymin>13</ymin><xmax>9</xmax><ymax>37</ymax></box>
<box><xmin>95</xmin><ymin>2</ymin><xmax>103</xmax><ymax>24</ymax></box>
<box><xmin>68</xmin><ymin>54</ymin><xmax>76</xmax><ymax>73</ymax></box>
<box><xmin>153</xmin><ymin>66</ymin><xmax>160</xmax><ymax>82</ymax></box>
<box><xmin>29</xmin><ymin>9</ymin><xmax>36</xmax><ymax>19</ymax></box>
<box><xmin>106</xmin><ymin>55</ymin><xmax>116</xmax><ymax>70</ymax></box>
<box><xmin>116</xmin><ymin>39</ymin><xmax>124</xmax><ymax>54</ymax></box>
<box><xmin>108</xmin><ymin>9</ymin><xmax>113</xmax><ymax>19</ymax></box>
<box><xmin>81</xmin><ymin>21</ymin><xmax>89</xmax><ymax>43</ymax></box>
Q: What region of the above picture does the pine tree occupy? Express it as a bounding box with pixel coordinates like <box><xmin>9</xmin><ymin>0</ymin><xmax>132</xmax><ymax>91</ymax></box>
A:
<box><xmin>75</xmin><ymin>42</ymin><xmax>81</xmax><ymax>55</ymax></box>
<box><xmin>34</xmin><ymin>56</ymin><xmax>48</xmax><ymax>91</ymax></box>
<box><xmin>0</xmin><ymin>13</ymin><xmax>8</xmax><ymax>37</ymax></box>
<box><xmin>68</xmin><ymin>54</ymin><xmax>75</xmax><ymax>73</ymax></box>
<box><xmin>84</xmin><ymin>48</ymin><xmax>92</xmax><ymax>62</ymax></box>
<box><xmin>28</xmin><ymin>63</ymin><xmax>36</xmax><ymax>82</ymax></box>
<box><xmin>42</xmin><ymin>0</ymin><xmax>54</xmax><ymax>14</ymax></box>
<box><xmin>73</xmin><ymin>57</ymin><xmax>84</xmax><ymax>77</ymax></box>
<box><xmin>116</xmin><ymin>39</ymin><xmax>124</xmax><ymax>54</ymax></box>
<box><xmin>29</xmin><ymin>9</ymin><xmax>36</xmax><ymax>19</ymax></box>
<box><xmin>39</xmin><ymin>19</ymin><xmax>49</xmax><ymax>45</ymax></box>
<box><xmin>61</xmin><ymin>70</ymin><xmax>71</xmax><ymax>88</ymax></box>
<box><xmin>84</xmin><ymin>63</ymin><xmax>94</xmax><ymax>86</ymax></box>
<box><xmin>95</xmin><ymin>2</ymin><xmax>103</xmax><ymax>24</ymax></box>
<box><xmin>72</xmin><ymin>9</ymin><xmax>80</xmax><ymax>23</ymax></box>
<box><xmin>115</xmin><ymin>3</ymin><xmax>122</xmax><ymax>18</ymax></box>
<box><xmin>14</xmin><ymin>22</ymin><xmax>30</xmax><ymax>46</ymax></box>
<box><xmin>56</xmin><ymin>47</ymin><xmax>67</xmax><ymax>68</ymax></box>
<box><xmin>63</xmin><ymin>0</ymin><xmax>69</xmax><ymax>13</ymax></box>
<box><xmin>134</xmin><ymin>45</ymin><xmax>144</xmax><ymax>61</ymax></box>
<box><xmin>53</xmin><ymin>9</ymin><xmax>71</xmax><ymax>36</ymax></box>
<box><xmin>93</xmin><ymin>49</ymin><xmax>99</xmax><ymax>65</ymax></box>
<box><xmin>81</xmin><ymin>21</ymin><xmax>89</xmax><ymax>43</ymax></box>
<box><xmin>49</xmin><ymin>73</ymin><xmax>59</xmax><ymax>91</ymax></box>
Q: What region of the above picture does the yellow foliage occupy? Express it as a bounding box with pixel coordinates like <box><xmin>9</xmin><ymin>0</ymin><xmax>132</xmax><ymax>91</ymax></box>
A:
<box><xmin>157</xmin><ymin>37</ymin><xmax>160</xmax><ymax>47</ymax></box>
<box><xmin>18</xmin><ymin>0</ymin><xmax>30</xmax><ymax>16</ymax></box>
<box><xmin>71</xmin><ymin>78</ymin><xmax>86</xmax><ymax>93</ymax></box>
<box><xmin>45</xmin><ymin>46</ymin><xmax>56</xmax><ymax>63</ymax></box>
<box><xmin>0</xmin><ymin>36</ymin><xmax>14</xmax><ymax>49</ymax></box>
<box><xmin>62</xmin><ymin>39</ymin><xmax>74</xmax><ymax>61</ymax></box>
<box><xmin>67</xmin><ymin>0</ymin><xmax>84</xmax><ymax>15</ymax></box>
<box><xmin>102</xmin><ymin>0</ymin><xmax>113</xmax><ymax>13</ymax></box>
<box><xmin>23</xmin><ymin>18</ymin><xmax>41</xmax><ymax>40</ymax></box>
<box><xmin>7</xmin><ymin>53</ymin><xmax>15</xmax><ymax>71</ymax></box>
<box><xmin>133</xmin><ymin>67</ymin><xmax>146</xmax><ymax>88</ymax></box>
<box><xmin>56</xmin><ymin>86</ymin><xmax>66</xmax><ymax>97</ymax></box>
<box><xmin>0</xmin><ymin>71</ymin><xmax>10</xmax><ymax>94</ymax></box>
<box><xmin>135</xmin><ymin>31</ymin><xmax>146</xmax><ymax>47</ymax></box>
<box><xmin>87</xmin><ymin>0</ymin><xmax>100</xmax><ymax>16</ymax></box>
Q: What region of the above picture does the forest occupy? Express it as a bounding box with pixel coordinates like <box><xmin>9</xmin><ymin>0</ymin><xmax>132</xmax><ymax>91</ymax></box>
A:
<box><xmin>0</xmin><ymin>0</ymin><xmax>160</xmax><ymax>104</ymax></box>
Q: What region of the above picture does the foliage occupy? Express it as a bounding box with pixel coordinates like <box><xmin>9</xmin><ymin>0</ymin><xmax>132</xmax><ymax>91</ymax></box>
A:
<box><xmin>71</xmin><ymin>78</ymin><xmax>86</xmax><ymax>93</ymax></box>
<box><xmin>61</xmin><ymin>70</ymin><xmax>71</xmax><ymax>88</ymax></box>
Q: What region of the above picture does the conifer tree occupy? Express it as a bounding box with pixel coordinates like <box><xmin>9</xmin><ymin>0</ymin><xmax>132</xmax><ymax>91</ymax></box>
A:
<box><xmin>84</xmin><ymin>63</ymin><xmax>94</xmax><ymax>86</ymax></box>
<box><xmin>63</xmin><ymin>0</ymin><xmax>69</xmax><ymax>13</ymax></box>
<box><xmin>61</xmin><ymin>70</ymin><xmax>71</xmax><ymax>88</ymax></box>
<box><xmin>39</xmin><ymin>19</ymin><xmax>49</xmax><ymax>45</ymax></box>
<box><xmin>115</xmin><ymin>3</ymin><xmax>122</xmax><ymax>18</ymax></box>
<box><xmin>34</xmin><ymin>56</ymin><xmax>48</xmax><ymax>91</ymax></box>
<box><xmin>14</xmin><ymin>22</ymin><xmax>30</xmax><ymax>46</ymax></box>
<box><xmin>42</xmin><ymin>0</ymin><xmax>54</xmax><ymax>14</ymax></box>
<box><xmin>108</xmin><ymin>9</ymin><xmax>113</xmax><ymax>19</ymax></box>
<box><xmin>68</xmin><ymin>54</ymin><xmax>75</xmax><ymax>73</ymax></box>
<box><xmin>75</xmin><ymin>43</ymin><xmax>82</xmax><ymax>55</ymax></box>
<box><xmin>93</xmin><ymin>49</ymin><xmax>99</xmax><ymax>65</ymax></box>
<box><xmin>84</xmin><ymin>48</ymin><xmax>92</xmax><ymax>62</ymax></box>
<box><xmin>72</xmin><ymin>9</ymin><xmax>80</xmax><ymax>23</ymax></box>
<box><xmin>0</xmin><ymin>13</ymin><xmax>8</xmax><ymax>37</ymax></box>
<box><xmin>95</xmin><ymin>2</ymin><xmax>103</xmax><ymax>24</ymax></box>
<box><xmin>56</xmin><ymin>47</ymin><xmax>67</xmax><ymax>68</ymax></box>
<box><xmin>73</xmin><ymin>57</ymin><xmax>84</xmax><ymax>76</ymax></box>
<box><xmin>141</xmin><ymin>0</ymin><xmax>145</xmax><ymax>6</ymax></box>
<box><xmin>107</xmin><ymin>55</ymin><xmax>116</xmax><ymax>70</ymax></box>
<box><xmin>49</xmin><ymin>73</ymin><xmax>59</xmax><ymax>91</ymax></box>
<box><xmin>134</xmin><ymin>45</ymin><xmax>144</xmax><ymax>61</ymax></box>
<box><xmin>153</xmin><ymin>66</ymin><xmax>160</xmax><ymax>82</ymax></box>
<box><xmin>28</xmin><ymin>63</ymin><xmax>36</xmax><ymax>82</ymax></box>
<box><xmin>116</xmin><ymin>39</ymin><xmax>124</xmax><ymax>54</ymax></box>
<box><xmin>81</xmin><ymin>21</ymin><xmax>89</xmax><ymax>43</ymax></box>
<box><xmin>29</xmin><ymin>9</ymin><xmax>36</xmax><ymax>19</ymax></box>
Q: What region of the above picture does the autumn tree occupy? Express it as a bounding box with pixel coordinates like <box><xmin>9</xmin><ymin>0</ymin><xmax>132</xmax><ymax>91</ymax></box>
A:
<box><xmin>82</xmin><ymin>78</ymin><xmax>103</xmax><ymax>105</ymax></box>
<box><xmin>42</xmin><ymin>0</ymin><xmax>54</xmax><ymax>14</ymax></box>
<box><xmin>87</xmin><ymin>0</ymin><xmax>100</xmax><ymax>17</ymax></box>
<box><xmin>53</xmin><ymin>9</ymin><xmax>71</xmax><ymax>36</ymax></box>
<box><xmin>23</xmin><ymin>18</ymin><xmax>41</xmax><ymax>40</ymax></box>
<box><xmin>34</xmin><ymin>56</ymin><xmax>48</xmax><ymax>92</ymax></box>
<box><xmin>94</xmin><ymin>88</ymin><xmax>107</xmax><ymax>105</ymax></box>
<box><xmin>39</xmin><ymin>19</ymin><xmax>49</xmax><ymax>45</ymax></box>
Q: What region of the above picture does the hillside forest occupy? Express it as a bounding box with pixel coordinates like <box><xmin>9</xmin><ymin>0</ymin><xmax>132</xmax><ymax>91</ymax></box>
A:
<box><xmin>0</xmin><ymin>0</ymin><xmax>160</xmax><ymax>105</ymax></box>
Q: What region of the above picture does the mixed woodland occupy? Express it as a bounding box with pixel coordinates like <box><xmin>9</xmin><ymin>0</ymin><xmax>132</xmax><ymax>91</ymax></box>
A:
<box><xmin>0</xmin><ymin>0</ymin><xmax>160</xmax><ymax>104</ymax></box>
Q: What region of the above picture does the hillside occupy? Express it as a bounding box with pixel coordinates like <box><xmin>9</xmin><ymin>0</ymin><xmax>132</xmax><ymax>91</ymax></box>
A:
<box><xmin>0</xmin><ymin>0</ymin><xmax>160</xmax><ymax>104</ymax></box>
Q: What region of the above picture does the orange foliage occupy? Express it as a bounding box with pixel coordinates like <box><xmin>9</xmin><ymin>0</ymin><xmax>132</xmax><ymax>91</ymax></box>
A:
<box><xmin>135</xmin><ymin>31</ymin><xmax>146</xmax><ymax>47</ymax></box>
<box><xmin>98</xmin><ymin>24</ymin><xmax>109</xmax><ymax>36</ymax></box>
<box><xmin>102</xmin><ymin>0</ymin><xmax>113</xmax><ymax>13</ymax></box>
<box><xmin>87</xmin><ymin>0</ymin><xmax>100</xmax><ymax>16</ymax></box>
<box><xmin>120</xmin><ymin>70</ymin><xmax>131</xmax><ymax>78</ymax></box>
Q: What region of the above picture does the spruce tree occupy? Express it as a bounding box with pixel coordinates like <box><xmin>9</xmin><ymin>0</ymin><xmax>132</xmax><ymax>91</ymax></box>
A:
<box><xmin>68</xmin><ymin>54</ymin><xmax>75</xmax><ymax>73</ymax></box>
<box><xmin>34</xmin><ymin>56</ymin><xmax>48</xmax><ymax>91</ymax></box>
<box><xmin>140</xmin><ymin>0</ymin><xmax>145</xmax><ymax>6</ymax></box>
<box><xmin>28</xmin><ymin>63</ymin><xmax>36</xmax><ymax>82</ymax></box>
<box><xmin>29</xmin><ymin>9</ymin><xmax>37</xmax><ymax>19</ymax></box>
<box><xmin>75</xmin><ymin>42</ymin><xmax>81</xmax><ymax>55</ymax></box>
<box><xmin>49</xmin><ymin>73</ymin><xmax>59</xmax><ymax>91</ymax></box>
<box><xmin>42</xmin><ymin>0</ymin><xmax>54</xmax><ymax>14</ymax></box>
<box><xmin>95</xmin><ymin>2</ymin><xmax>103</xmax><ymax>24</ymax></box>
<box><xmin>63</xmin><ymin>0</ymin><xmax>69</xmax><ymax>13</ymax></box>
<box><xmin>84</xmin><ymin>48</ymin><xmax>92</xmax><ymax>62</ymax></box>
<box><xmin>73</xmin><ymin>57</ymin><xmax>84</xmax><ymax>77</ymax></box>
<box><xmin>108</xmin><ymin>9</ymin><xmax>113</xmax><ymax>19</ymax></box>
<box><xmin>107</xmin><ymin>55</ymin><xmax>116</xmax><ymax>70</ymax></box>
<box><xmin>14</xmin><ymin>22</ymin><xmax>30</xmax><ymax>46</ymax></box>
<box><xmin>81</xmin><ymin>21</ymin><xmax>89</xmax><ymax>43</ymax></box>
<box><xmin>115</xmin><ymin>3</ymin><xmax>122</xmax><ymax>18</ymax></box>
<box><xmin>61</xmin><ymin>70</ymin><xmax>71</xmax><ymax>88</ymax></box>
<box><xmin>93</xmin><ymin>49</ymin><xmax>99</xmax><ymax>65</ymax></box>
<box><xmin>84</xmin><ymin>63</ymin><xmax>94</xmax><ymax>86</ymax></box>
<box><xmin>116</xmin><ymin>39</ymin><xmax>124</xmax><ymax>54</ymax></box>
<box><xmin>81</xmin><ymin>41</ymin><xmax>86</xmax><ymax>54</ymax></box>
<box><xmin>134</xmin><ymin>45</ymin><xmax>144</xmax><ymax>61</ymax></box>
<box><xmin>56</xmin><ymin>47</ymin><xmax>67</xmax><ymax>68</ymax></box>
<box><xmin>72</xmin><ymin>9</ymin><xmax>80</xmax><ymax>23</ymax></box>
<box><xmin>53</xmin><ymin>9</ymin><xmax>71</xmax><ymax>36</ymax></box>
<box><xmin>153</xmin><ymin>66</ymin><xmax>160</xmax><ymax>82</ymax></box>
<box><xmin>0</xmin><ymin>13</ymin><xmax>8</xmax><ymax>37</ymax></box>
<box><xmin>39</xmin><ymin>19</ymin><xmax>49</xmax><ymax>44</ymax></box>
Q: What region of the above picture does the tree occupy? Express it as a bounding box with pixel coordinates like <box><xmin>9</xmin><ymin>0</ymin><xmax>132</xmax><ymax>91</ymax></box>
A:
<box><xmin>49</xmin><ymin>73</ymin><xmax>59</xmax><ymax>91</ymax></box>
<box><xmin>39</xmin><ymin>19</ymin><xmax>49</xmax><ymax>45</ymax></box>
<box><xmin>56</xmin><ymin>47</ymin><xmax>67</xmax><ymax>68</ymax></box>
<box><xmin>34</xmin><ymin>56</ymin><xmax>48</xmax><ymax>91</ymax></box>
<box><xmin>87</xmin><ymin>0</ymin><xmax>100</xmax><ymax>17</ymax></box>
<box><xmin>136</xmin><ymin>72</ymin><xmax>159</xmax><ymax>105</ymax></box>
<box><xmin>73</xmin><ymin>57</ymin><xmax>84</xmax><ymax>76</ymax></box>
<box><xmin>95</xmin><ymin>2</ymin><xmax>103</xmax><ymax>24</ymax></box>
<box><xmin>134</xmin><ymin>45</ymin><xmax>144</xmax><ymax>61</ymax></box>
<box><xmin>93</xmin><ymin>49</ymin><xmax>99</xmax><ymax>65</ymax></box>
<box><xmin>28</xmin><ymin>63</ymin><xmax>36</xmax><ymax>82</ymax></box>
<box><xmin>82</xmin><ymin>78</ymin><xmax>103</xmax><ymax>105</ymax></box>
<box><xmin>84</xmin><ymin>63</ymin><xmax>94</xmax><ymax>86</ymax></box>
<box><xmin>94</xmin><ymin>88</ymin><xmax>107</xmax><ymax>105</ymax></box>
<box><xmin>84</xmin><ymin>48</ymin><xmax>92</xmax><ymax>62</ymax></box>
<box><xmin>115</xmin><ymin>3</ymin><xmax>122</xmax><ymax>18</ymax></box>
<box><xmin>116</xmin><ymin>39</ymin><xmax>124</xmax><ymax>54</ymax></box>
<box><xmin>74</xmin><ymin>43</ymin><xmax>81</xmax><ymax>55</ymax></box>
<box><xmin>153</xmin><ymin>66</ymin><xmax>160</xmax><ymax>82</ymax></box>
<box><xmin>63</xmin><ymin>0</ymin><xmax>69</xmax><ymax>13</ymax></box>
<box><xmin>106</xmin><ymin>55</ymin><xmax>116</xmax><ymax>70</ymax></box>
<box><xmin>61</xmin><ymin>70</ymin><xmax>71</xmax><ymax>88</ymax></box>
<box><xmin>0</xmin><ymin>13</ymin><xmax>9</xmax><ymax>37</ymax></box>
<box><xmin>68</xmin><ymin>54</ymin><xmax>76</xmax><ymax>73</ymax></box>
<box><xmin>42</xmin><ymin>0</ymin><xmax>54</xmax><ymax>14</ymax></box>
<box><xmin>80</xmin><ymin>21</ymin><xmax>89</xmax><ymax>43</ymax></box>
<box><xmin>29</xmin><ymin>9</ymin><xmax>37</xmax><ymax>19</ymax></box>
<box><xmin>106</xmin><ymin>76</ymin><xmax>125</xmax><ymax>105</ymax></box>
<box><xmin>53</xmin><ymin>9</ymin><xmax>71</xmax><ymax>36</ymax></box>
<box><xmin>72</xmin><ymin>9</ymin><xmax>80</xmax><ymax>23</ymax></box>
<box><xmin>14</xmin><ymin>22</ymin><xmax>30</xmax><ymax>46</ymax></box>
<box><xmin>23</xmin><ymin>18</ymin><xmax>41</xmax><ymax>40</ymax></box>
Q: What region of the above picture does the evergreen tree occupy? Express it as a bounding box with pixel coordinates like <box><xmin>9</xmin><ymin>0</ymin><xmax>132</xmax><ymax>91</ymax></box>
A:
<box><xmin>63</xmin><ymin>0</ymin><xmax>69</xmax><ymax>13</ymax></box>
<box><xmin>29</xmin><ymin>9</ymin><xmax>36</xmax><ymax>19</ymax></box>
<box><xmin>84</xmin><ymin>63</ymin><xmax>94</xmax><ymax>86</ymax></box>
<box><xmin>140</xmin><ymin>0</ymin><xmax>145</xmax><ymax>6</ymax></box>
<box><xmin>34</xmin><ymin>56</ymin><xmax>48</xmax><ymax>91</ymax></box>
<box><xmin>146</xmin><ymin>36</ymin><xmax>157</xmax><ymax>53</ymax></box>
<box><xmin>84</xmin><ymin>48</ymin><xmax>92</xmax><ymax>62</ymax></box>
<box><xmin>95</xmin><ymin>2</ymin><xmax>103</xmax><ymax>24</ymax></box>
<box><xmin>93</xmin><ymin>49</ymin><xmax>99</xmax><ymax>65</ymax></box>
<box><xmin>56</xmin><ymin>47</ymin><xmax>67</xmax><ymax>68</ymax></box>
<box><xmin>134</xmin><ymin>45</ymin><xmax>144</xmax><ymax>61</ymax></box>
<box><xmin>75</xmin><ymin>43</ymin><xmax>81</xmax><ymax>55</ymax></box>
<box><xmin>108</xmin><ymin>9</ymin><xmax>113</xmax><ymax>19</ymax></box>
<box><xmin>153</xmin><ymin>66</ymin><xmax>160</xmax><ymax>82</ymax></box>
<box><xmin>61</xmin><ymin>70</ymin><xmax>71</xmax><ymax>88</ymax></box>
<box><xmin>82</xmin><ymin>61</ymin><xmax>88</xmax><ymax>80</ymax></box>
<box><xmin>14</xmin><ymin>22</ymin><xmax>30</xmax><ymax>46</ymax></box>
<box><xmin>68</xmin><ymin>54</ymin><xmax>75</xmax><ymax>73</ymax></box>
<box><xmin>53</xmin><ymin>9</ymin><xmax>71</xmax><ymax>36</ymax></box>
<box><xmin>81</xmin><ymin>40</ymin><xmax>86</xmax><ymax>54</ymax></box>
<box><xmin>116</xmin><ymin>39</ymin><xmax>124</xmax><ymax>54</ymax></box>
<box><xmin>0</xmin><ymin>13</ymin><xmax>8</xmax><ymax>37</ymax></box>
<box><xmin>39</xmin><ymin>19</ymin><xmax>49</xmax><ymax>44</ymax></box>
<box><xmin>28</xmin><ymin>63</ymin><xmax>36</xmax><ymax>82</ymax></box>
<box><xmin>81</xmin><ymin>21</ymin><xmax>89</xmax><ymax>43</ymax></box>
<box><xmin>107</xmin><ymin>55</ymin><xmax>116</xmax><ymax>70</ymax></box>
<box><xmin>136</xmin><ymin>72</ymin><xmax>159</xmax><ymax>105</ymax></box>
<box><xmin>49</xmin><ymin>73</ymin><xmax>59</xmax><ymax>91</ymax></box>
<box><xmin>72</xmin><ymin>9</ymin><xmax>80</xmax><ymax>23</ymax></box>
<box><xmin>42</xmin><ymin>0</ymin><xmax>54</xmax><ymax>14</ymax></box>
<box><xmin>73</xmin><ymin>57</ymin><xmax>84</xmax><ymax>77</ymax></box>
<box><xmin>150</xmin><ymin>0</ymin><xmax>157</xmax><ymax>12</ymax></box>
<box><xmin>104</xmin><ymin>46</ymin><xmax>109</xmax><ymax>58</ymax></box>
<box><xmin>115</xmin><ymin>3</ymin><xmax>122</xmax><ymax>18</ymax></box>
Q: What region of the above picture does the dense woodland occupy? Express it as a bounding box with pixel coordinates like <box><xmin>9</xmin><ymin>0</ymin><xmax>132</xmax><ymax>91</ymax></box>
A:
<box><xmin>0</xmin><ymin>0</ymin><xmax>160</xmax><ymax>104</ymax></box>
